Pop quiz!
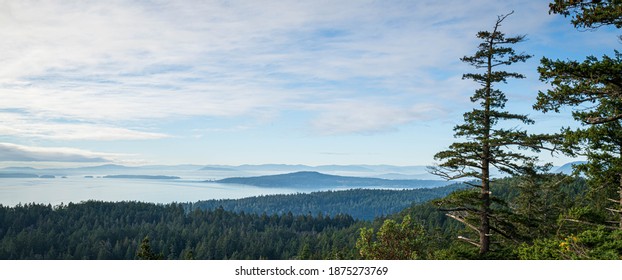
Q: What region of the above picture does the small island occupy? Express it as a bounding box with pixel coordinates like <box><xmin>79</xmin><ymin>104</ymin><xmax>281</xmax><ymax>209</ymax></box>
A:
<box><xmin>0</xmin><ymin>173</ymin><xmax>39</xmax><ymax>178</ymax></box>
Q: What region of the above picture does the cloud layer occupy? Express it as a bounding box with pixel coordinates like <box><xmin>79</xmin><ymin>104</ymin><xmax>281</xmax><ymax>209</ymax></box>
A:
<box><xmin>1</xmin><ymin>1</ymin><xmax>618</xmax><ymax>165</ymax></box>
<box><xmin>0</xmin><ymin>0</ymin><xmax>561</xmax><ymax>139</ymax></box>
<box><xmin>0</xmin><ymin>142</ymin><xmax>115</xmax><ymax>162</ymax></box>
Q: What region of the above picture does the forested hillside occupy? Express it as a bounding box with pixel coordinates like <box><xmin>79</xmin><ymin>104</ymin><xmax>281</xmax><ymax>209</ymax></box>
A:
<box><xmin>190</xmin><ymin>184</ymin><xmax>465</xmax><ymax>220</ymax></box>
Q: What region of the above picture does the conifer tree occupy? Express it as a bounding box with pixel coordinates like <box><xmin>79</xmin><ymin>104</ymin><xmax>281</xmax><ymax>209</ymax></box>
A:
<box><xmin>430</xmin><ymin>12</ymin><xmax>550</xmax><ymax>255</ymax></box>
<box><xmin>136</xmin><ymin>236</ymin><xmax>163</xmax><ymax>260</ymax></box>
<box><xmin>534</xmin><ymin>0</ymin><xmax>622</xmax><ymax>229</ymax></box>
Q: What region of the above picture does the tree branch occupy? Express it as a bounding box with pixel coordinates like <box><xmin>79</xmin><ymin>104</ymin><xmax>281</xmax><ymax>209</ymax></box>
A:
<box><xmin>458</xmin><ymin>236</ymin><xmax>481</xmax><ymax>248</ymax></box>
<box><xmin>446</xmin><ymin>213</ymin><xmax>481</xmax><ymax>234</ymax></box>
<box><xmin>585</xmin><ymin>114</ymin><xmax>622</xmax><ymax>124</ymax></box>
<box><xmin>489</xmin><ymin>225</ymin><xmax>518</xmax><ymax>243</ymax></box>
<box><xmin>560</xmin><ymin>218</ymin><xmax>619</xmax><ymax>230</ymax></box>
<box><xmin>438</xmin><ymin>207</ymin><xmax>480</xmax><ymax>213</ymax></box>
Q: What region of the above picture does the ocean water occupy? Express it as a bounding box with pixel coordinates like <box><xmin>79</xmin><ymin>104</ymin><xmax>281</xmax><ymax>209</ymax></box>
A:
<box><xmin>0</xmin><ymin>177</ymin><xmax>299</xmax><ymax>206</ymax></box>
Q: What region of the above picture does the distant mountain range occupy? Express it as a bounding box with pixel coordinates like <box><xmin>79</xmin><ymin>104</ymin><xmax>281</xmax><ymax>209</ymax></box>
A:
<box><xmin>213</xmin><ymin>171</ymin><xmax>450</xmax><ymax>189</ymax></box>
<box><xmin>200</xmin><ymin>163</ymin><xmax>429</xmax><ymax>174</ymax></box>
<box><xmin>0</xmin><ymin>163</ymin><xmax>436</xmax><ymax>180</ymax></box>
<box><xmin>0</xmin><ymin>161</ymin><xmax>581</xmax><ymax>180</ymax></box>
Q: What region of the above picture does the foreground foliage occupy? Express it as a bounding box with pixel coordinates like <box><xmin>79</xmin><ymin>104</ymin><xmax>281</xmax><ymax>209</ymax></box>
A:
<box><xmin>518</xmin><ymin>227</ymin><xmax>622</xmax><ymax>260</ymax></box>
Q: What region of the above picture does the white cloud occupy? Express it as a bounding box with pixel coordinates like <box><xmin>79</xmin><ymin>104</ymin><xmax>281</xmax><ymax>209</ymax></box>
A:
<box><xmin>311</xmin><ymin>101</ymin><xmax>445</xmax><ymax>135</ymax></box>
<box><xmin>0</xmin><ymin>0</ymin><xmax>612</xmax><ymax>138</ymax></box>
<box><xmin>0</xmin><ymin>112</ymin><xmax>168</xmax><ymax>141</ymax></box>
<box><xmin>0</xmin><ymin>142</ymin><xmax>118</xmax><ymax>162</ymax></box>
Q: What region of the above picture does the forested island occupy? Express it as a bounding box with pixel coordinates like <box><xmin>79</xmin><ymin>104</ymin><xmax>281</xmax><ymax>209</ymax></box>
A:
<box><xmin>212</xmin><ymin>171</ymin><xmax>448</xmax><ymax>189</ymax></box>
<box><xmin>0</xmin><ymin>173</ymin><xmax>52</xmax><ymax>178</ymax></box>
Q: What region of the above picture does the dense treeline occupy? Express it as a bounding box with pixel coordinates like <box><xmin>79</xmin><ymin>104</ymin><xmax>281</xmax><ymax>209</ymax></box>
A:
<box><xmin>189</xmin><ymin>184</ymin><xmax>465</xmax><ymax>220</ymax></box>
<box><xmin>0</xmin><ymin>201</ymin><xmax>361</xmax><ymax>260</ymax></box>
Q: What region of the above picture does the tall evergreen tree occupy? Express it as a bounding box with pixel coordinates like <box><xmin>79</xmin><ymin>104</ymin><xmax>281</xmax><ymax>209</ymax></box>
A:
<box><xmin>534</xmin><ymin>1</ymin><xmax>622</xmax><ymax>229</ymax></box>
<box><xmin>430</xmin><ymin>12</ymin><xmax>550</xmax><ymax>255</ymax></box>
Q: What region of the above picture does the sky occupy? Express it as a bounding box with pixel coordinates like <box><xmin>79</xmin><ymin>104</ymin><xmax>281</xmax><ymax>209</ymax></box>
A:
<box><xmin>0</xmin><ymin>0</ymin><xmax>619</xmax><ymax>168</ymax></box>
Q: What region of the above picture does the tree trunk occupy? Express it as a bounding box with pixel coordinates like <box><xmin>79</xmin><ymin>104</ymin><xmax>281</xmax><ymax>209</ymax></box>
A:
<box><xmin>619</xmin><ymin>173</ymin><xmax>622</xmax><ymax>230</ymax></box>
<box><xmin>480</xmin><ymin>163</ymin><xmax>491</xmax><ymax>255</ymax></box>
<box><xmin>479</xmin><ymin>28</ymin><xmax>495</xmax><ymax>256</ymax></box>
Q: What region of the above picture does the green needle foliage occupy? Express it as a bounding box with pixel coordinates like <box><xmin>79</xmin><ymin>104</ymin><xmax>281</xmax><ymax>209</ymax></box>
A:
<box><xmin>535</xmin><ymin>1</ymin><xmax>622</xmax><ymax>230</ymax></box>
<box><xmin>549</xmin><ymin>0</ymin><xmax>622</xmax><ymax>30</ymax></box>
<box><xmin>136</xmin><ymin>236</ymin><xmax>164</xmax><ymax>260</ymax></box>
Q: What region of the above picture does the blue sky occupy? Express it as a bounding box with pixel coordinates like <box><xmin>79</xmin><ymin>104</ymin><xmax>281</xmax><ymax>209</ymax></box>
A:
<box><xmin>0</xmin><ymin>0</ymin><xmax>619</xmax><ymax>167</ymax></box>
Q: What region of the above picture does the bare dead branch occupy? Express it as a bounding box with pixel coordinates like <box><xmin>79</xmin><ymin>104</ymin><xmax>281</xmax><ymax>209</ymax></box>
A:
<box><xmin>561</xmin><ymin>218</ymin><xmax>619</xmax><ymax>230</ymax></box>
<box><xmin>446</xmin><ymin>213</ymin><xmax>481</xmax><ymax>234</ymax></box>
<box><xmin>458</xmin><ymin>236</ymin><xmax>481</xmax><ymax>248</ymax></box>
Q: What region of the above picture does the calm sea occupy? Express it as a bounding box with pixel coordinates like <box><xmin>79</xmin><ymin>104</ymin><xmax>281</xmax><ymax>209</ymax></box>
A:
<box><xmin>0</xmin><ymin>177</ymin><xmax>299</xmax><ymax>206</ymax></box>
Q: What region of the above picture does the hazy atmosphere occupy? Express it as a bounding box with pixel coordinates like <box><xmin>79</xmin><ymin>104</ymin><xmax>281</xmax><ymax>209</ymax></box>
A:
<box><xmin>1</xmin><ymin>0</ymin><xmax>618</xmax><ymax>167</ymax></box>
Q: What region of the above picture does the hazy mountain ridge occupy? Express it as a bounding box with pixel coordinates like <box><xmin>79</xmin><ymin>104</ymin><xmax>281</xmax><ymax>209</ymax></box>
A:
<box><xmin>103</xmin><ymin>175</ymin><xmax>181</xmax><ymax>180</ymax></box>
<box><xmin>1</xmin><ymin>162</ymin><xmax>576</xmax><ymax>180</ymax></box>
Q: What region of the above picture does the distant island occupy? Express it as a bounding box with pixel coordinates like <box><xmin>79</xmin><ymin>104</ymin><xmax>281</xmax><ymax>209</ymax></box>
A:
<box><xmin>103</xmin><ymin>175</ymin><xmax>181</xmax><ymax>180</ymax></box>
<box><xmin>212</xmin><ymin>171</ymin><xmax>449</xmax><ymax>189</ymax></box>
<box><xmin>0</xmin><ymin>173</ymin><xmax>39</xmax><ymax>178</ymax></box>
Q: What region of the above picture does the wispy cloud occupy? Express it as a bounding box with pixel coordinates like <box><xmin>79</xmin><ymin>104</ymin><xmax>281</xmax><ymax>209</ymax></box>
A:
<box><xmin>0</xmin><ymin>112</ymin><xmax>168</xmax><ymax>141</ymax></box>
<box><xmin>0</xmin><ymin>142</ymin><xmax>117</xmax><ymax>162</ymax></box>
<box><xmin>310</xmin><ymin>101</ymin><xmax>445</xmax><ymax>135</ymax></box>
<box><xmin>0</xmin><ymin>0</ymin><xmax>565</xmax><ymax>139</ymax></box>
